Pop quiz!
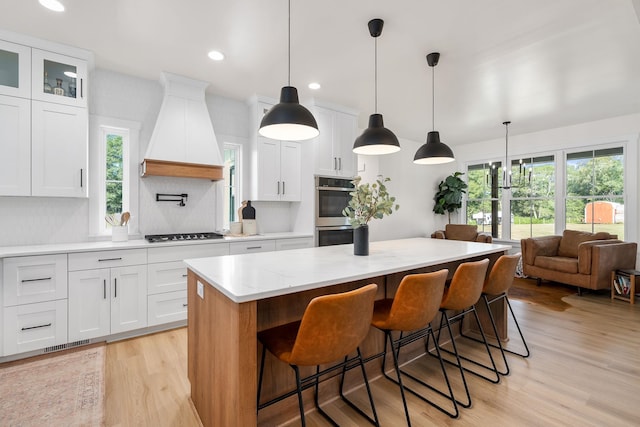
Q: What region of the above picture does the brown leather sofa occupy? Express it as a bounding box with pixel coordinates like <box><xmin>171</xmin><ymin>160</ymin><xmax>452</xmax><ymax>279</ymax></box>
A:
<box><xmin>521</xmin><ymin>229</ymin><xmax>637</xmax><ymax>292</ymax></box>
<box><xmin>431</xmin><ymin>224</ymin><xmax>493</xmax><ymax>243</ymax></box>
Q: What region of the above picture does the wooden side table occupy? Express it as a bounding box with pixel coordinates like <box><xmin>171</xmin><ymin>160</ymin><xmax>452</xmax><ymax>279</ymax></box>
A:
<box><xmin>611</xmin><ymin>269</ymin><xmax>639</xmax><ymax>304</ymax></box>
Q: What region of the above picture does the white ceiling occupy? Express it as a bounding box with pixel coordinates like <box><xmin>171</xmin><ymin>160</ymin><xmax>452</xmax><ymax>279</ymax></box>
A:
<box><xmin>2</xmin><ymin>0</ymin><xmax>640</xmax><ymax>145</ymax></box>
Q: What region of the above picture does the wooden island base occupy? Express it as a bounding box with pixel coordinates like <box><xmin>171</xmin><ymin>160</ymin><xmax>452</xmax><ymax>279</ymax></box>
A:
<box><xmin>187</xmin><ymin>250</ymin><xmax>506</xmax><ymax>426</ymax></box>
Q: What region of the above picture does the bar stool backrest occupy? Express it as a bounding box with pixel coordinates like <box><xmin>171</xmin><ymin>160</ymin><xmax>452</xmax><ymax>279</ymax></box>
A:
<box><xmin>483</xmin><ymin>253</ymin><xmax>521</xmax><ymax>296</ymax></box>
<box><xmin>384</xmin><ymin>269</ymin><xmax>448</xmax><ymax>331</ymax></box>
<box><xmin>289</xmin><ymin>283</ymin><xmax>378</xmax><ymax>366</ymax></box>
<box><xmin>441</xmin><ymin>259</ymin><xmax>490</xmax><ymax>311</ymax></box>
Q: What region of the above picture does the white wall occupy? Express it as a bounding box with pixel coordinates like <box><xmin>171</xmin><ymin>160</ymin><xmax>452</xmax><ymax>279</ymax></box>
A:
<box><xmin>357</xmin><ymin>137</ymin><xmax>457</xmax><ymax>242</ymax></box>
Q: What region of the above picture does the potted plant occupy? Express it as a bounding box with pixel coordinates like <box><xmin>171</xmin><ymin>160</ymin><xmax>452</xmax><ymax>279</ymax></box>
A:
<box><xmin>433</xmin><ymin>171</ymin><xmax>468</xmax><ymax>223</ymax></box>
<box><xmin>342</xmin><ymin>175</ymin><xmax>399</xmax><ymax>255</ymax></box>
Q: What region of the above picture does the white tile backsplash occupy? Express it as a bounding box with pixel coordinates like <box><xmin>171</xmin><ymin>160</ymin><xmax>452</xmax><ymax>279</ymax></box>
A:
<box><xmin>140</xmin><ymin>176</ymin><xmax>218</xmax><ymax>235</ymax></box>
<box><xmin>0</xmin><ymin>197</ymin><xmax>89</xmax><ymax>246</ymax></box>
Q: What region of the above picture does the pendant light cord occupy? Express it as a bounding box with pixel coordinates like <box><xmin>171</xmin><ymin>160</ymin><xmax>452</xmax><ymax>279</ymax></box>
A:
<box><xmin>431</xmin><ymin>64</ymin><xmax>435</xmax><ymax>131</ymax></box>
<box><xmin>374</xmin><ymin>36</ymin><xmax>378</xmax><ymax>113</ymax></box>
<box><xmin>287</xmin><ymin>0</ymin><xmax>291</xmax><ymax>86</ymax></box>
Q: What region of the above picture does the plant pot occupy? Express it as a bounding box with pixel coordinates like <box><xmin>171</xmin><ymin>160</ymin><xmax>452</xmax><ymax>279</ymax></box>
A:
<box><xmin>353</xmin><ymin>225</ymin><xmax>369</xmax><ymax>256</ymax></box>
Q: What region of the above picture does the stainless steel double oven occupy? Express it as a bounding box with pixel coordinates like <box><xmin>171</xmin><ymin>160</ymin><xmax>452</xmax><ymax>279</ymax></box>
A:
<box><xmin>315</xmin><ymin>176</ymin><xmax>354</xmax><ymax>247</ymax></box>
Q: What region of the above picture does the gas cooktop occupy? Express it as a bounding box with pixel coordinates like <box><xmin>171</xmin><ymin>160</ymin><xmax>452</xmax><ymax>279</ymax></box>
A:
<box><xmin>144</xmin><ymin>232</ymin><xmax>224</xmax><ymax>243</ymax></box>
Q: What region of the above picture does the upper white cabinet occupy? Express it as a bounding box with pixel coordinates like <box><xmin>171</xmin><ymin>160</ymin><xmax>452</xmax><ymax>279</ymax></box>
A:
<box><xmin>312</xmin><ymin>104</ymin><xmax>358</xmax><ymax>177</ymax></box>
<box><xmin>0</xmin><ymin>34</ymin><xmax>90</xmax><ymax>198</ymax></box>
<box><xmin>0</xmin><ymin>95</ymin><xmax>30</xmax><ymax>195</ymax></box>
<box><xmin>249</xmin><ymin>98</ymin><xmax>302</xmax><ymax>202</ymax></box>
<box><xmin>31</xmin><ymin>101</ymin><xmax>88</xmax><ymax>197</ymax></box>
<box><xmin>31</xmin><ymin>49</ymin><xmax>87</xmax><ymax>108</ymax></box>
<box><xmin>0</xmin><ymin>39</ymin><xmax>31</xmax><ymax>98</ymax></box>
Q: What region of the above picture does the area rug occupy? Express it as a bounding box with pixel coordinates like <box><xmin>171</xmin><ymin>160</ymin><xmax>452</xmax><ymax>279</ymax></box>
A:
<box><xmin>509</xmin><ymin>277</ymin><xmax>575</xmax><ymax>311</ymax></box>
<box><xmin>0</xmin><ymin>345</ymin><xmax>105</xmax><ymax>426</ymax></box>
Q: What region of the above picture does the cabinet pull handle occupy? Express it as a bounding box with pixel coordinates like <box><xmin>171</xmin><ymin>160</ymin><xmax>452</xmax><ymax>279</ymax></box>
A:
<box><xmin>246</xmin><ymin>246</ymin><xmax>262</xmax><ymax>250</ymax></box>
<box><xmin>182</xmin><ymin>274</ymin><xmax>188</xmax><ymax>278</ymax></box>
<box><xmin>98</xmin><ymin>257</ymin><xmax>122</xmax><ymax>262</ymax></box>
<box><xmin>183</xmin><ymin>303</ymin><xmax>188</xmax><ymax>307</ymax></box>
<box><xmin>21</xmin><ymin>323</ymin><xmax>52</xmax><ymax>331</ymax></box>
<box><xmin>338</xmin><ymin>157</ymin><xmax>342</xmax><ymax>171</ymax></box>
<box><xmin>80</xmin><ymin>78</ymin><xmax>84</xmax><ymax>98</ymax></box>
<box><xmin>114</xmin><ymin>278</ymin><xmax>117</xmax><ymax>298</ymax></box>
<box><xmin>103</xmin><ymin>279</ymin><xmax>106</xmax><ymax>299</ymax></box>
<box><xmin>277</xmin><ymin>181</ymin><xmax>280</xmax><ymax>195</ymax></box>
<box><xmin>80</xmin><ymin>169</ymin><xmax>83</xmax><ymax>187</ymax></box>
<box><xmin>20</xmin><ymin>277</ymin><xmax>52</xmax><ymax>283</ymax></box>
<box><xmin>334</xmin><ymin>157</ymin><xmax>337</xmax><ymax>170</ymax></box>
<box><xmin>282</xmin><ymin>181</ymin><xmax>285</xmax><ymax>195</ymax></box>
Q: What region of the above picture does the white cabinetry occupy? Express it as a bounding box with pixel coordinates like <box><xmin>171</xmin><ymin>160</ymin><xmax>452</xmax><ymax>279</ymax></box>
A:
<box><xmin>312</xmin><ymin>104</ymin><xmax>358</xmax><ymax>177</ymax></box>
<box><xmin>31</xmin><ymin>101</ymin><xmax>88</xmax><ymax>197</ymax></box>
<box><xmin>0</xmin><ymin>95</ymin><xmax>30</xmax><ymax>195</ymax></box>
<box><xmin>275</xmin><ymin>237</ymin><xmax>314</xmax><ymax>251</ymax></box>
<box><xmin>147</xmin><ymin>243</ymin><xmax>229</xmax><ymax>326</ymax></box>
<box><xmin>0</xmin><ymin>39</ymin><xmax>31</xmax><ymax>98</ymax></box>
<box><xmin>31</xmin><ymin>49</ymin><xmax>87</xmax><ymax>108</ymax></box>
<box><xmin>2</xmin><ymin>254</ymin><xmax>68</xmax><ymax>355</ymax></box>
<box><xmin>253</xmin><ymin>138</ymin><xmax>301</xmax><ymax>201</ymax></box>
<box><xmin>68</xmin><ymin>249</ymin><xmax>147</xmax><ymax>341</ymax></box>
<box><xmin>230</xmin><ymin>240</ymin><xmax>276</xmax><ymax>255</ymax></box>
<box><xmin>0</xmin><ymin>36</ymin><xmax>89</xmax><ymax>198</ymax></box>
<box><xmin>249</xmin><ymin>98</ymin><xmax>302</xmax><ymax>201</ymax></box>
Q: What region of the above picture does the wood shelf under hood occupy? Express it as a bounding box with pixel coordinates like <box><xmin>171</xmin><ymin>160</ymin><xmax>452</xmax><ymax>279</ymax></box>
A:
<box><xmin>140</xmin><ymin>159</ymin><xmax>223</xmax><ymax>181</ymax></box>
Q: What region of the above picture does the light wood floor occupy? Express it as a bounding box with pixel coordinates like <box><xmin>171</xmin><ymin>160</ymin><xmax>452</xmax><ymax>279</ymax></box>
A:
<box><xmin>105</xmin><ymin>280</ymin><xmax>640</xmax><ymax>426</ymax></box>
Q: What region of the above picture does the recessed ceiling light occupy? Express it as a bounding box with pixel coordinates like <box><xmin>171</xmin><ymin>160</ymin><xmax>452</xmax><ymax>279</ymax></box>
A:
<box><xmin>64</xmin><ymin>71</ymin><xmax>77</xmax><ymax>78</ymax></box>
<box><xmin>39</xmin><ymin>0</ymin><xmax>65</xmax><ymax>12</ymax></box>
<box><xmin>207</xmin><ymin>50</ymin><xmax>225</xmax><ymax>61</ymax></box>
<box><xmin>308</xmin><ymin>82</ymin><xmax>321</xmax><ymax>90</ymax></box>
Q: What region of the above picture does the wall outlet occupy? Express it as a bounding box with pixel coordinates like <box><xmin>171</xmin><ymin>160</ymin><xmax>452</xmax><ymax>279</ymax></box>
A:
<box><xmin>197</xmin><ymin>281</ymin><xmax>204</xmax><ymax>299</ymax></box>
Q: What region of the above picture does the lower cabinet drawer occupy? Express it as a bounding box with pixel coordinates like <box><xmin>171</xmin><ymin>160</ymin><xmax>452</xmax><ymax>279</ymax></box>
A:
<box><xmin>229</xmin><ymin>240</ymin><xmax>276</xmax><ymax>255</ymax></box>
<box><xmin>3</xmin><ymin>299</ymin><xmax>68</xmax><ymax>356</ymax></box>
<box><xmin>147</xmin><ymin>261</ymin><xmax>187</xmax><ymax>295</ymax></box>
<box><xmin>3</xmin><ymin>254</ymin><xmax>68</xmax><ymax>306</ymax></box>
<box><xmin>276</xmin><ymin>237</ymin><xmax>314</xmax><ymax>251</ymax></box>
<box><xmin>147</xmin><ymin>291</ymin><xmax>187</xmax><ymax>327</ymax></box>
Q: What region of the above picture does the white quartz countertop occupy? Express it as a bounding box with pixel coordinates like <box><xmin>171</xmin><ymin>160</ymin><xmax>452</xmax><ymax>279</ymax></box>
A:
<box><xmin>0</xmin><ymin>232</ymin><xmax>312</xmax><ymax>258</ymax></box>
<box><xmin>184</xmin><ymin>238</ymin><xmax>511</xmax><ymax>303</ymax></box>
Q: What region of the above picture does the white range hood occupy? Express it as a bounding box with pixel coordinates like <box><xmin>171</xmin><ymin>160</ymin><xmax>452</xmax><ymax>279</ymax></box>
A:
<box><xmin>141</xmin><ymin>72</ymin><xmax>223</xmax><ymax>180</ymax></box>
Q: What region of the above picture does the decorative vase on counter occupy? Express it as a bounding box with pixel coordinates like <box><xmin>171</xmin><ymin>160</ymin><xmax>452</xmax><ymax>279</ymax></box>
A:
<box><xmin>353</xmin><ymin>225</ymin><xmax>369</xmax><ymax>256</ymax></box>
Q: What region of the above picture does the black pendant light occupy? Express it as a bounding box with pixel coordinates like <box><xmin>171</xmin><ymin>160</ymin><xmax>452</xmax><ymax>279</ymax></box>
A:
<box><xmin>352</xmin><ymin>19</ymin><xmax>400</xmax><ymax>155</ymax></box>
<box><xmin>413</xmin><ymin>52</ymin><xmax>455</xmax><ymax>164</ymax></box>
<box><xmin>259</xmin><ymin>0</ymin><xmax>319</xmax><ymax>141</ymax></box>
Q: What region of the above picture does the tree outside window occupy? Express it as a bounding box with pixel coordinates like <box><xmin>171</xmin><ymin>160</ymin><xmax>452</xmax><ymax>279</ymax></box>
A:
<box><xmin>566</xmin><ymin>148</ymin><xmax>624</xmax><ymax>237</ymax></box>
<box><xmin>466</xmin><ymin>162</ymin><xmax>502</xmax><ymax>238</ymax></box>
<box><xmin>106</xmin><ymin>134</ymin><xmax>123</xmax><ymax>216</ymax></box>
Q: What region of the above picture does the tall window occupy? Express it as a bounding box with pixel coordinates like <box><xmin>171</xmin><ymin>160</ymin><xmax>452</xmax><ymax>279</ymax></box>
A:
<box><xmin>466</xmin><ymin>162</ymin><xmax>502</xmax><ymax>238</ymax></box>
<box><xmin>89</xmin><ymin>116</ymin><xmax>140</xmax><ymax>236</ymax></box>
<box><xmin>223</xmin><ymin>143</ymin><xmax>241</xmax><ymax>229</ymax></box>
<box><xmin>510</xmin><ymin>155</ymin><xmax>555</xmax><ymax>240</ymax></box>
<box><xmin>566</xmin><ymin>147</ymin><xmax>624</xmax><ymax>236</ymax></box>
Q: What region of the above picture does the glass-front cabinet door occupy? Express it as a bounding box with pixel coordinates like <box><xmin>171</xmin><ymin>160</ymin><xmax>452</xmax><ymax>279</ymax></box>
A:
<box><xmin>31</xmin><ymin>48</ymin><xmax>87</xmax><ymax>107</ymax></box>
<box><xmin>0</xmin><ymin>39</ymin><xmax>31</xmax><ymax>98</ymax></box>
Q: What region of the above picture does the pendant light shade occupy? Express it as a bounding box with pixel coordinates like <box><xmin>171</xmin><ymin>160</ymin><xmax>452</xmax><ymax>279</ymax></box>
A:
<box><xmin>259</xmin><ymin>86</ymin><xmax>319</xmax><ymax>141</ymax></box>
<box><xmin>258</xmin><ymin>0</ymin><xmax>319</xmax><ymax>141</ymax></box>
<box><xmin>413</xmin><ymin>52</ymin><xmax>455</xmax><ymax>164</ymax></box>
<box><xmin>353</xmin><ymin>19</ymin><xmax>400</xmax><ymax>155</ymax></box>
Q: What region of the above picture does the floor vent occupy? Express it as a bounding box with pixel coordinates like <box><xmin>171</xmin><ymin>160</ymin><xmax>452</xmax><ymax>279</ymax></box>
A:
<box><xmin>43</xmin><ymin>339</ymin><xmax>91</xmax><ymax>354</ymax></box>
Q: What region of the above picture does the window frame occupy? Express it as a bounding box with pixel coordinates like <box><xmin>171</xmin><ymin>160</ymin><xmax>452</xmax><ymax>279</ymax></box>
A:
<box><xmin>222</xmin><ymin>141</ymin><xmax>243</xmax><ymax>230</ymax></box>
<box><xmin>89</xmin><ymin>115</ymin><xmax>140</xmax><ymax>238</ymax></box>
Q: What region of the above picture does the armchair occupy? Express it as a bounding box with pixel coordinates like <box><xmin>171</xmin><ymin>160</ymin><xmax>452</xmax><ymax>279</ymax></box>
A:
<box><xmin>521</xmin><ymin>229</ymin><xmax>637</xmax><ymax>292</ymax></box>
<box><xmin>431</xmin><ymin>224</ymin><xmax>493</xmax><ymax>243</ymax></box>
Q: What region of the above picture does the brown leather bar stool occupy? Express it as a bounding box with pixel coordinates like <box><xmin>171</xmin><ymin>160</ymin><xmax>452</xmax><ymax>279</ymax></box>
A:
<box><xmin>257</xmin><ymin>284</ymin><xmax>379</xmax><ymax>427</ymax></box>
<box><xmin>371</xmin><ymin>270</ymin><xmax>458</xmax><ymax>426</ymax></box>
<box><xmin>432</xmin><ymin>258</ymin><xmax>499</xmax><ymax>408</ymax></box>
<box><xmin>460</xmin><ymin>253</ymin><xmax>530</xmax><ymax>376</ymax></box>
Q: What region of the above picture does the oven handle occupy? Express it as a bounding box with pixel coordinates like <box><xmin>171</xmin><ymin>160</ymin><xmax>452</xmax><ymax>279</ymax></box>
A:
<box><xmin>316</xmin><ymin>186</ymin><xmax>353</xmax><ymax>192</ymax></box>
<box><xmin>316</xmin><ymin>225</ymin><xmax>353</xmax><ymax>231</ymax></box>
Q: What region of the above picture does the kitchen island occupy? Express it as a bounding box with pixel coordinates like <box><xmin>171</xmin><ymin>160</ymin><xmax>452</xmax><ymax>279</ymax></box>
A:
<box><xmin>184</xmin><ymin>237</ymin><xmax>510</xmax><ymax>426</ymax></box>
